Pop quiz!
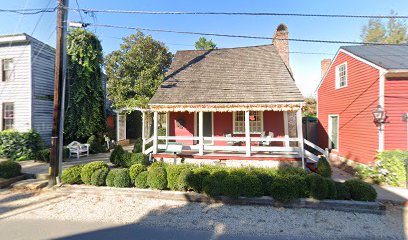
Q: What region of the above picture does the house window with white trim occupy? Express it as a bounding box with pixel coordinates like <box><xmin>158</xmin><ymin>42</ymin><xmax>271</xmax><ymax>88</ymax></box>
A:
<box><xmin>233</xmin><ymin>111</ymin><xmax>263</xmax><ymax>134</ymax></box>
<box><xmin>335</xmin><ymin>62</ymin><xmax>347</xmax><ymax>89</ymax></box>
<box><xmin>2</xmin><ymin>102</ymin><xmax>14</xmax><ymax>130</ymax></box>
<box><xmin>2</xmin><ymin>59</ymin><xmax>14</xmax><ymax>82</ymax></box>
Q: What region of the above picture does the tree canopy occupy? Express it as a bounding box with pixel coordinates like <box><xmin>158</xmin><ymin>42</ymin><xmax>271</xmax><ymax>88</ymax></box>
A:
<box><xmin>105</xmin><ymin>31</ymin><xmax>173</xmax><ymax>109</ymax></box>
<box><xmin>64</xmin><ymin>28</ymin><xmax>105</xmax><ymax>143</ymax></box>
<box><xmin>361</xmin><ymin>15</ymin><xmax>407</xmax><ymax>44</ymax></box>
<box><xmin>195</xmin><ymin>37</ymin><xmax>217</xmax><ymax>50</ymax></box>
<box><xmin>303</xmin><ymin>97</ymin><xmax>316</xmax><ymax>118</ymax></box>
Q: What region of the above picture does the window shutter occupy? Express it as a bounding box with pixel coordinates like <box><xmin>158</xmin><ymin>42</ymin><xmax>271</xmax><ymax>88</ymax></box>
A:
<box><xmin>335</xmin><ymin>66</ymin><xmax>339</xmax><ymax>88</ymax></box>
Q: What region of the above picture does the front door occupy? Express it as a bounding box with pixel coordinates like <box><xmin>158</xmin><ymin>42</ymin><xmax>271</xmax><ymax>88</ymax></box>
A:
<box><xmin>328</xmin><ymin>115</ymin><xmax>339</xmax><ymax>150</ymax></box>
<box><xmin>196</xmin><ymin>112</ymin><xmax>213</xmax><ymax>145</ymax></box>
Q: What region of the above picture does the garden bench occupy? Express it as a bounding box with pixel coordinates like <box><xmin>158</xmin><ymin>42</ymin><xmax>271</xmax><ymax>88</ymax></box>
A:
<box><xmin>67</xmin><ymin>141</ymin><xmax>90</xmax><ymax>159</ymax></box>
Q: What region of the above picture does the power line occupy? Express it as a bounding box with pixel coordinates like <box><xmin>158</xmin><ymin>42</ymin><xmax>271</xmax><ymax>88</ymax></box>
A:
<box><xmin>68</xmin><ymin>7</ymin><xmax>408</xmax><ymax>19</ymax></box>
<box><xmin>90</xmin><ymin>23</ymin><xmax>408</xmax><ymax>46</ymax></box>
<box><xmin>75</xmin><ymin>0</ymin><xmax>85</xmax><ymax>27</ymax></box>
<box><xmin>0</xmin><ymin>7</ymin><xmax>56</xmax><ymax>15</ymax></box>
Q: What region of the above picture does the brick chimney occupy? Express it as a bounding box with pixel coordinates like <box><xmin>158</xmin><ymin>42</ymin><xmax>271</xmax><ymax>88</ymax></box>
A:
<box><xmin>321</xmin><ymin>59</ymin><xmax>331</xmax><ymax>78</ymax></box>
<box><xmin>273</xmin><ymin>24</ymin><xmax>289</xmax><ymax>67</ymax></box>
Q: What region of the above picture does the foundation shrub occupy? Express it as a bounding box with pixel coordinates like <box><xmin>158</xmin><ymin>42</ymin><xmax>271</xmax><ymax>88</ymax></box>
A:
<box><xmin>344</xmin><ymin>179</ymin><xmax>377</xmax><ymax>201</ymax></box>
<box><xmin>306</xmin><ymin>173</ymin><xmax>328</xmax><ymax>200</ymax></box>
<box><xmin>325</xmin><ymin>178</ymin><xmax>337</xmax><ymax>199</ymax></box>
<box><xmin>135</xmin><ymin>171</ymin><xmax>149</xmax><ymax>188</ymax></box>
<box><xmin>221</xmin><ymin>174</ymin><xmax>242</xmax><ymax>198</ymax></box>
<box><xmin>90</xmin><ymin>168</ymin><xmax>109</xmax><ymax>186</ymax></box>
<box><xmin>187</xmin><ymin>168</ymin><xmax>210</xmax><ymax>193</ymax></box>
<box><xmin>61</xmin><ymin>164</ymin><xmax>84</xmax><ymax>184</ymax></box>
<box><xmin>334</xmin><ymin>182</ymin><xmax>351</xmax><ymax>200</ymax></box>
<box><xmin>147</xmin><ymin>167</ymin><xmax>167</xmax><ymax>190</ymax></box>
<box><xmin>202</xmin><ymin>174</ymin><xmax>222</xmax><ymax>197</ymax></box>
<box><xmin>113</xmin><ymin>169</ymin><xmax>131</xmax><ymax>188</ymax></box>
<box><xmin>270</xmin><ymin>175</ymin><xmax>304</xmax><ymax>203</ymax></box>
<box><xmin>241</xmin><ymin>174</ymin><xmax>263</xmax><ymax>197</ymax></box>
<box><xmin>316</xmin><ymin>156</ymin><xmax>332</xmax><ymax>178</ymax></box>
<box><xmin>129</xmin><ymin>164</ymin><xmax>146</xmax><ymax>183</ymax></box>
<box><xmin>80</xmin><ymin>161</ymin><xmax>109</xmax><ymax>185</ymax></box>
<box><xmin>177</xmin><ymin>168</ymin><xmax>193</xmax><ymax>191</ymax></box>
<box><xmin>166</xmin><ymin>164</ymin><xmax>191</xmax><ymax>190</ymax></box>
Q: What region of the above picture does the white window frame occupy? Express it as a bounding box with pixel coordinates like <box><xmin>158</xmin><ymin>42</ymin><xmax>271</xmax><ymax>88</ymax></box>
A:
<box><xmin>328</xmin><ymin>114</ymin><xmax>339</xmax><ymax>150</ymax></box>
<box><xmin>2</xmin><ymin>102</ymin><xmax>14</xmax><ymax>130</ymax></box>
<box><xmin>2</xmin><ymin>59</ymin><xmax>14</xmax><ymax>82</ymax></box>
<box><xmin>233</xmin><ymin>111</ymin><xmax>263</xmax><ymax>134</ymax></box>
<box><xmin>335</xmin><ymin>62</ymin><xmax>347</xmax><ymax>89</ymax></box>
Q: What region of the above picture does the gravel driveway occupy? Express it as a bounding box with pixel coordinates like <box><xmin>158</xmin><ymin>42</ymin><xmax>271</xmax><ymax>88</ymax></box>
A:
<box><xmin>0</xmin><ymin>185</ymin><xmax>406</xmax><ymax>239</ymax></box>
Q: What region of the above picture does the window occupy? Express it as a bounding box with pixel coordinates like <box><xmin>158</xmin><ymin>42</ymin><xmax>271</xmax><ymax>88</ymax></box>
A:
<box><xmin>2</xmin><ymin>103</ymin><xmax>14</xmax><ymax>130</ymax></box>
<box><xmin>233</xmin><ymin>111</ymin><xmax>263</xmax><ymax>134</ymax></box>
<box><xmin>335</xmin><ymin>62</ymin><xmax>347</xmax><ymax>89</ymax></box>
<box><xmin>2</xmin><ymin>59</ymin><xmax>14</xmax><ymax>82</ymax></box>
<box><xmin>328</xmin><ymin>115</ymin><xmax>339</xmax><ymax>150</ymax></box>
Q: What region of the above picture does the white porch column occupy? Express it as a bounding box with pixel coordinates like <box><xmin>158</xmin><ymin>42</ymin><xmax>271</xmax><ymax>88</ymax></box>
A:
<box><xmin>296</xmin><ymin>109</ymin><xmax>305</xmax><ymax>169</ymax></box>
<box><xmin>198</xmin><ymin>111</ymin><xmax>204</xmax><ymax>155</ymax></box>
<box><xmin>245</xmin><ymin>111</ymin><xmax>251</xmax><ymax>157</ymax></box>
<box><xmin>153</xmin><ymin>111</ymin><xmax>158</xmax><ymax>154</ymax></box>
<box><xmin>142</xmin><ymin>111</ymin><xmax>146</xmax><ymax>153</ymax></box>
<box><xmin>165</xmin><ymin>112</ymin><xmax>169</xmax><ymax>146</ymax></box>
<box><xmin>283</xmin><ymin>111</ymin><xmax>289</xmax><ymax>147</ymax></box>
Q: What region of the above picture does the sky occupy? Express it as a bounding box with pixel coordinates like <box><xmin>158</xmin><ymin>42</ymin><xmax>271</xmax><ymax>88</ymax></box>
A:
<box><xmin>1</xmin><ymin>0</ymin><xmax>408</xmax><ymax>97</ymax></box>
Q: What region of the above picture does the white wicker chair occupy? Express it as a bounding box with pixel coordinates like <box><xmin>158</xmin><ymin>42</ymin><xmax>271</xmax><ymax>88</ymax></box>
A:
<box><xmin>67</xmin><ymin>141</ymin><xmax>90</xmax><ymax>159</ymax></box>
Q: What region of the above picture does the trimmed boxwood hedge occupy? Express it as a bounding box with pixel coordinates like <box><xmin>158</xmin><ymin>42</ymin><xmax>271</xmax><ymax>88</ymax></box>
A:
<box><xmin>129</xmin><ymin>164</ymin><xmax>146</xmax><ymax>183</ymax></box>
<box><xmin>221</xmin><ymin>174</ymin><xmax>242</xmax><ymax>198</ymax></box>
<box><xmin>91</xmin><ymin>168</ymin><xmax>109</xmax><ymax>186</ymax></box>
<box><xmin>326</xmin><ymin>179</ymin><xmax>337</xmax><ymax>199</ymax></box>
<box><xmin>187</xmin><ymin>168</ymin><xmax>210</xmax><ymax>193</ymax></box>
<box><xmin>316</xmin><ymin>157</ymin><xmax>332</xmax><ymax>178</ymax></box>
<box><xmin>270</xmin><ymin>175</ymin><xmax>306</xmax><ymax>203</ymax></box>
<box><xmin>334</xmin><ymin>182</ymin><xmax>351</xmax><ymax>200</ymax></box>
<box><xmin>167</xmin><ymin>164</ymin><xmax>192</xmax><ymax>190</ymax></box>
<box><xmin>345</xmin><ymin>179</ymin><xmax>377</xmax><ymax>202</ymax></box>
<box><xmin>81</xmin><ymin>161</ymin><xmax>109</xmax><ymax>185</ymax></box>
<box><xmin>307</xmin><ymin>173</ymin><xmax>328</xmax><ymax>200</ymax></box>
<box><xmin>241</xmin><ymin>174</ymin><xmax>263</xmax><ymax>197</ymax></box>
<box><xmin>177</xmin><ymin>168</ymin><xmax>193</xmax><ymax>191</ymax></box>
<box><xmin>0</xmin><ymin>160</ymin><xmax>22</xmax><ymax>179</ymax></box>
<box><xmin>106</xmin><ymin>169</ymin><xmax>131</xmax><ymax>188</ymax></box>
<box><xmin>147</xmin><ymin>167</ymin><xmax>167</xmax><ymax>190</ymax></box>
<box><xmin>202</xmin><ymin>174</ymin><xmax>222</xmax><ymax>197</ymax></box>
<box><xmin>61</xmin><ymin>164</ymin><xmax>84</xmax><ymax>184</ymax></box>
<box><xmin>135</xmin><ymin>171</ymin><xmax>149</xmax><ymax>188</ymax></box>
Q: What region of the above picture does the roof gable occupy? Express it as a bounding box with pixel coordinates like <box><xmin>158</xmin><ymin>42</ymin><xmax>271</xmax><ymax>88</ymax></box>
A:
<box><xmin>149</xmin><ymin>44</ymin><xmax>303</xmax><ymax>105</ymax></box>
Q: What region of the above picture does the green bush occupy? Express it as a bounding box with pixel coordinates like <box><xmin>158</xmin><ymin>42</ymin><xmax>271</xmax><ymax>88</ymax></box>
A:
<box><xmin>253</xmin><ymin>170</ymin><xmax>275</xmax><ymax>195</ymax></box>
<box><xmin>61</xmin><ymin>164</ymin><xmax>84</xmax><ymax>184</ymax></box>
<box><xmin>325</xmin><ymin>179</ymin><xmax>337</xmax><ymax>199</ymax></box>
<box><xmin>119</xmin><ymin>152</ymin><xmax>149</xmax><ymax>168</ymax></box>
<box><xmin>221</xmin><ymin>174</ymin><xmax>242</xmax><ymax>198</ymax></box>
<box><xmin>132</xmin><ymin>138</ymin><xmax>143</xmax><ymax>153</ymax></box>
<box><xmin>277</xmin><ymin>166</ymin><xmax>307</xmax><ymax>177</ymax></box>
<box><xmin>147</xmin><ymin>167</ymin><xmax>167</xmax><ymax>190</ymax></box>
<box><xmin>129</xmin><ymin>164</ymin><xmax>146</xmax><ymax>183</ymax></box>
<box><xmin>345</xmin><ymin>179</ymin><xmax>377</xmax><ymax>201</ymax></box>
<box><xmin>177</xmin><ymin>169</ymin><xmax>193</xmax><ymax>191</ymax></box>
<box><xmin>357</xmin><ymin>150</ymin><xmax>407</xmax><ymax>187</ymax></box>
<box><xmin>334</xmin><ymin>182</ymin><xmax>351</xmax><ymax>200</ymax></box>
<box><xmin>113</xmin><ymin>169</ymin><xmax>131</xmax><ymax>188</ymax></box>
<box><xmin>212</xmin><ymin>170</ymin><xmax>228</xmax><ymax>181</ymax></box>
<box><xmin>87</xmin><ymin>135</ymin><xmax>107</xmax><ymax>154</ymax></box>
<box><xmin>0</xmin><ymin>130</ymin><xmax>42</xmax><ymax>161</ymax></box>
<box><xmin>228</xmin><ymin>168</ymin><xmax>251</xmax><ymax>177</ymax></box>
<box><xmin>306</xmin><ymin>173</ymin><xmax>328</xmax><ymax>200</ymax></box>
<box><xmin>166</xmin><ymin>164</ymin><xmax>191</xmax><ymax>190</ymax></box>
<box><xmin>135</xmin><ymin>171</ymin><xmax>149</xmax><ymax>188</ymax></box>
<box><xmin>316</xmin><ymin>157</ymin><xmax>332</xmax><ymax>178</ymax></box>
<box><xmin>202</xmin><ymin>174</ymin><xmax>222</xmax><ymax>197</ymax></box>
<box><xmin>149</xmin><ymin>160</ymin><xmax>167</xmax><ymax>171</ymax></box>
<box><xmin>270</xmin><ymin>176</ymin><xmax>304</xmax><ymax>203</ymax></box>
<box><xmin>158</xmin><ymin>127</ymin><xmax>166</xmax><ymax>144</ymax></box>
<box><xmin>110</xmin><ymin>145</ymin><xmax>125</xmax><ymax>166</ymax></box>
<box><xmin>106</xmin><ymin>169</ymin><xmax>118</xmax><ymax>187</ymax></box>
<box><xmin>187</xmin><ymin>168</ymin><xmax>210</xmax><ymax>193</ymax></box>
<box><xmin>37</xmin><ymin>149</ymin><xmax>51</xmax><ymax>162</ymax></box>
<box><xmin>90</xmin><ymin>168</ymin><xmax>109</xmax><ymax>186</ymax></box>
<box><xmin>241</xmin><ymin>174</ymin><xmax>262</xmax><ymax>197</ymax></box>
<box><xmin>0</xmin><ymin>160</ymin><xmax>22</xmax><ymax>178</ymax></box>
<box><xmin>80</xmin><ymin>161</ymin><xmax>109</xmax><ymax>185</ymax></box>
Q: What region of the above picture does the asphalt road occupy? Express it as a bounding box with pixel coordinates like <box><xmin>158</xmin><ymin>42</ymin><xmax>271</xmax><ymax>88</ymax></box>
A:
<box><xmin>0</xmin><ymin>219</ymin><xmax>354</xmax><ymax>240</ymax></box>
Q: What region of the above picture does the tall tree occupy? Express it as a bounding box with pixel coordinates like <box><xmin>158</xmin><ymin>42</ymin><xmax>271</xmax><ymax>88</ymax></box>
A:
<box><xmin>64</xmin><ymin>28</ymin><xmax>105</xmax><ymax>143</ymax></box>
<box><xmin>361</xmin><ymin>14</ymin><xmax>407</xmax><ymax>44</ymax></box>
<box><xmin>303</xmin><ymin>97</ymin><xmax>316</xmax><ymax>118</ymax></box>
<box><xmin>195</xmin><ymin>37</ymin><xmax>217</xmax><ymax>50</ymax></box>
<box><xmin>105</xmin><ymin>31</ymin><xmax>173</xmax><ymax>109</ymax></box>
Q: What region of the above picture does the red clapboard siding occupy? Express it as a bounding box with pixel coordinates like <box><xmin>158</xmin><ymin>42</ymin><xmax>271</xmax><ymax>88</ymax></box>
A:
<box><xmin>384</xmin><ymin>77</ymin><xmax>408</xmax><ymax>150</ymax></box>
<box><xmin>317</xmin><ymin>51</ymin><xmax>380</xmax><ymax>164</ymax></box>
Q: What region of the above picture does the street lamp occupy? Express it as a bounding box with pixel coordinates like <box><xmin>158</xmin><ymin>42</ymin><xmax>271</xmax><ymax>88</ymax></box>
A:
<box><xmin>372</xmin><ymin>105</ymin><xmax>388</xmax><ymax>125</ymax></box>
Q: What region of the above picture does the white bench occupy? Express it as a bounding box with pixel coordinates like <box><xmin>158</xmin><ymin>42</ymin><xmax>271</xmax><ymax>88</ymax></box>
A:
<box><xmin>67</xmin><ymin>141</ymin><xmax>90</xmax><ymax>159</ymax></box>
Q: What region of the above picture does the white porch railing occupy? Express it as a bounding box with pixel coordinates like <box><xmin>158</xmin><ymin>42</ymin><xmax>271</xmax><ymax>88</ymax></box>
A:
<box><xmin>304</xmin><ymin>139</ymin><xmax>329</xmax><ymax>162</ymax></box>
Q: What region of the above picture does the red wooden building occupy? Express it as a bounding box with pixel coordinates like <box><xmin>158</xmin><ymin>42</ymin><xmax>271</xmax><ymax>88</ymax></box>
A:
<box><xmin>317</xmin><ymin>45</ymin><xmax>408</xmax><ymax>165</ymax></box>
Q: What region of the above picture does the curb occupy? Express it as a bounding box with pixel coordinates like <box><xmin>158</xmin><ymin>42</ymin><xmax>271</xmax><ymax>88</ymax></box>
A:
<box><xmin>56</xmin><ymin>185</ymin><xmax>385</xmax><ymax>215</ymax></box>
<box><xmin>0</xmin><ymin>174</ymin><xmax>28</xmax><ymax>188</ymax></box>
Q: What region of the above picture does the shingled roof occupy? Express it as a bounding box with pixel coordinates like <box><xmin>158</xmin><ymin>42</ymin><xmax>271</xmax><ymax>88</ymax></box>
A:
<box><xmin>149</xmin><ymin>44</ymin><xmax>304</xmax><ymax>107</ymax></box>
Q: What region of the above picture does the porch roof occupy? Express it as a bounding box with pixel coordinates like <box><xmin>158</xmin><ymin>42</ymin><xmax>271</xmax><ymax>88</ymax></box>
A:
<box><xmin>149</xmin><ymin>44</ymin><xmax>304</xmax><ymax>110</ymax></box>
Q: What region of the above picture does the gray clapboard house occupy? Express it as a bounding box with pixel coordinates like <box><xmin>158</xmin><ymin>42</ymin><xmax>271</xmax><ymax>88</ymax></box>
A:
<box><xmin>0</xmin><ymin>33</ymin><xmax>55</xmax><ymax>143</ymax></box>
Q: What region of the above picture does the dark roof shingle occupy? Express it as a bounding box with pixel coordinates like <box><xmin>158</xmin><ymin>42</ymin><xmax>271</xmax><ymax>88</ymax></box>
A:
<box><xmin>149</xmin><ymin>44</ymin><xmax>303</xmax><ymax>105</ymax></box>
<box><xmin>341</xmin><ymin>45</ymin><xmax>408</xmax><ymax>70</ymax></box>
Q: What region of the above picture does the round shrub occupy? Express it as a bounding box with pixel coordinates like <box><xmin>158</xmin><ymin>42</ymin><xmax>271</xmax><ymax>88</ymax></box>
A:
<box><xmin>212</xmin><ymin>170</ymin><xmax>228</xmax><ymax>181</ymax></box>
<box><xmin>110</xmin><ymin>145</ymin><xmax>125</xmax><ymax>166</ymax></box>
<box><xmin>0</xmin><ymin>160</ymin><xmax>22</xmax><ymax>179</ymax></box>
<box><xmin>132</xmin><ymin>138</ymin><xmax>143</xmax><ymax>153</ymax></box>
<box><xmin>277</xmin><ymin>166</ymin><xmax>307</xmax><ymax>177</ymax></box>
<box><xmin>270</xmin><ymin>176</ymin><xmax>301</xmax><ymax>203</ymax></box>
<box><xmin>187</xmin><ymin>168</ymin><xmax>210</xmax><ymax>193</ymax></box>
<box><xmin>229</xmin><ymin>168</ymin><xmax>251</xmax><ymax>177</ymax></box>
<box><xmin>113</xmin><ymin>169</ymin><xmax>131</xmax><ymax>188</ymax></box>
<box><xmin>202</xmin><ymin>174</ymin><xmax>222</xmax><ymax>197</ymax></box>
<box><xmin>149</xmin><ymin>161</ymin><xmax>167</xmax><ymax>171</ymax></box>
<box><xmin>81</xmin><ymin>161</ymin><xmax>109</xmax><ymax>185</ymax></box>
<box><xmin>177</xmin><ymin>169</ymin><xmax>193</xmax><ymax>191</ymax></box>
<box><xmin>129</xmin><ymin>164</ymin><xmax>146</xmax><ymax>183</ymax></box>
<box><xmin>37</xmin><ymin>149</ymin><xmax>51</xmax><ymax>162</ymax></box>
<box><xmin>87</xmin><ymin>135</ymin><xmax>106</xmax><ymax>154</ymax></box>
<box><xmin>306</xmin><ymin>173</ymin><xmax>328</xmax><ymax>200</ymax></box>
<box><xmin>334</xmin><ymin>182</ymin><xmax>351</xmax><ymax>200</ymax></box>
<box><xmin>166</xmin><ymin>164</ymin><xmax>191</xmax><ymax>190</ymax></box>
<box><xmin>147</xmin><ymin>167</ymin><xmax>167</xmax><ymax>190</ymax></box>
<box><xmin>121</xmin><ymin>152</ymin><xmax>149</xmax><ymax>168</ymax></box>
<box><xmin>90</xmin><ymin>168</ymin><xmax>109</xmax><ymax>186</ymax></box>
<box><xmin>106</xmin><ymin>169</ymin><xmax>119</xmax><ymax>187</ymax></box>
<box><xmin>135</xmin><ymin>171</ymin><xmax>149</xmax><ymax>188</ymax></box>
<box><xmin>221</xmin><ymin>174</ymin><xmax>242</xmax><ymax>198</ymax></box>
<box><xmin>316</xmin><ymin>157</ymin><xmax>332</xmax><ymax>178</ymax></box>
<box><xmin>254</xmin><ymin>172</ymin><xmax>274</xmax><ymax>195</ymax></box>
<box><xmin>61</xmin><ymin>164</ymin><xmax>84</xmax><ymax>184</ymax></box>
<box><xmin>241</xmin><ymin>174</ymin><xmax>262</xmax><ymax>197</ymax></box>
<box><xmin>325</xmin><ymin>179</ymin><xmax>337</xmax><ymax>199</ymax></box>
<box><xmin>345</xmin><ymin>179</ymin><xmax>377</xmax><ymax>201</ymax></box>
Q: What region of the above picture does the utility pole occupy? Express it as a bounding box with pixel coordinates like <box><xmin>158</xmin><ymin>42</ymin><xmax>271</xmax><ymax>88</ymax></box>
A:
<box><xmin>49</xmin><ymin>0</ymin><xmax>69</xmax><ymax>187</ymax></box>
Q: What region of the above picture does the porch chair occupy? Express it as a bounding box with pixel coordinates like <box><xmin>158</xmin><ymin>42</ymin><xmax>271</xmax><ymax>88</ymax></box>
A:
<box><xmin>225</xmin><ymin>133</ymin><xmax>241</xmax><ymax>146</ymax></box>
<box><xmin>260</xmin><ymin>131</ymin><xmax>274</xmax><ymax>146</ymax></box>
<box><xmin>67</xmin><ymin>141</ymin><xmax>90</xmax><ymax>159</ymax></box>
